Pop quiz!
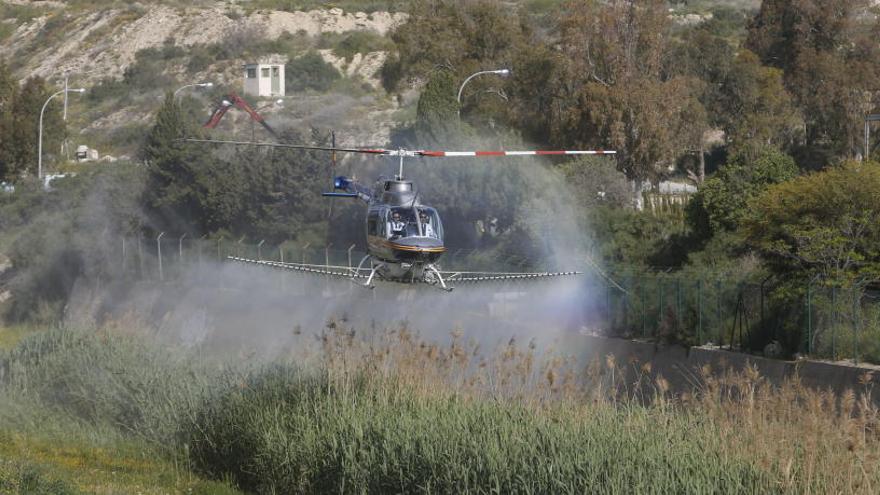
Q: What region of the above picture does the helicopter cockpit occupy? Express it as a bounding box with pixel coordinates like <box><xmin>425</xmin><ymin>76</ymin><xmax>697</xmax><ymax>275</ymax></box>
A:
<box><xmin>386</xmin><ymin>207</ymin><xmax>443</xmax><ymax>240</ymax></box>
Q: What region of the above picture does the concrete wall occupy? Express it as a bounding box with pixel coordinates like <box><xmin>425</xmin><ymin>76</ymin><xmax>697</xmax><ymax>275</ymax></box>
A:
<box><xmin>574</xmin><ymin>335</ymin><xmax>880</xmax><ymax>403</ymax></box>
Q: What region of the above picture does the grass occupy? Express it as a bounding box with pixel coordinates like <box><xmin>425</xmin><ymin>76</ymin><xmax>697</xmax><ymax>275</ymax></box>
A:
<box><xmin>184</xmin><ymin>366</ymin><xmax>774</xmax><ymax>493</ymax></box>
<box><xmin>0</xmin><ymin>325</ymin><xmax>39</xmax><ymax>352</ymax></box>
<box><xmin>0</xmin><ymin>428</ymin><xmax>238</xmax><ymax>494</ymax></box>
<box><xmin>0</xmin><ymin>322</ymin><xmax>878</xmax><ymax>493</ymax></box>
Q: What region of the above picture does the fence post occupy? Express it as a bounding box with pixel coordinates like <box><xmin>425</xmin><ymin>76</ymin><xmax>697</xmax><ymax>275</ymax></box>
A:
<box><xmin>716</xmin><ymin>280</ymin><xmax>722</xmax><ymax>345</ymax></box>
<box><xmin>325</xmin><ymin>243</ymin><xmax>332</xmax><ymax>266</ymax></box>
<box><xmin>697</xmin><ymin>279</ymin><xmax>703</xmax><ymax>344</ymax></box>
<box><xmin>657</xmin><ymin>279</ymin><xmax>664</xmax><ymax>338</ymax></box>
<box><xmin>676</xmin><ymin>278</ymin><xmax>682</xmax><ymax>334</ymax></box>
<box><xmin>831</xmin><ymin>286</ymin><xmax>837</xmax><ymax>359</ymax></box>
<box><xmin>179</xmin><ymin>233</ymin><xmax>187</xmax><ymax>264</ymax></box>
<box><xmin>258</xmin><ymin>240</ymin><xmax>265</xmax><ymax>261</ymax></box>
<box><xmin>157</xmin><ymin>232</ymin><xmax>165</xmax><ymax>281</ymax></box>
<box><xmin>640</xmin><ymin>278</ymin><xmax>647</xmax><ymax>337</ymax></box>
<box><xmin>279</xmin><ymin>244</ymin><xmax>287</xmax><ymax>292</ymax></box>
<box><xmin>348</xmin><ymin>244</ymin><xmax>355</xmax><ymax>269</ymax></box>
<box><xmin>605</xmin><ymin>281</ymin><xmax>612</xmax><ymax>327</ymax></box>
<box><xmin>806</xmin><ymin>281</ymin><xmax>813</xmax><ymax>355</ymax></box>
<box><xmin>198</xmin><ymin>235</ymin><xmax>205</xmax><ymax>275</ymax></box>
<box><xmin>852</xmin><ymin>288</ymin><xmax>859</xmax><ymax>365</ymax></box>
<box><xmin>302</xmin><ymin>243</ymin><xmax>311</xmax><ymax>264</ymax></box>
<box><xmin>237</xmin><ymin>236</ymin><xmax>245</xmax><ymax>257</ymax></box>
<box><xmin>217</xmin><ymin>236</ymin><xmax>224</xmax><ymax>261</ymax></box>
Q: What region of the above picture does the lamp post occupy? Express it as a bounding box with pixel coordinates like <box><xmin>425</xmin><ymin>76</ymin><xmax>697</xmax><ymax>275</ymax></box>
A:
<box><xmin>865</xmin><ymin>114</ymin><xmax>880</xmax><ymax>162</ymax></box>
<box><xmin>39</xmin><ymin>87</ymin><xmax>85</xmax><ymax>180</ymax></box>
<box><xmin>173</xmin><ymin>82</ymin><xmax>213</xmax><ymax>99</ymax></box>
<box><xmin>456</xmin><ymin>69</ymin><xmax>510</xmax><ymax>117</ymax></box>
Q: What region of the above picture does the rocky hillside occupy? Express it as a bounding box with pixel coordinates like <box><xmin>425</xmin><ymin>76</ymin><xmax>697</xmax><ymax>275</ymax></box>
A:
<box><xmin>0</xmin><ymin>1</ymin><xmax>410</xmax><ymax>152</ymax></box>
<box><xmin>3</xmin><ymin>4</ymin><xmax>405</xmax><ymax>85</ymax></box>
<box><xmin>0</xmin><ymin>0</ymin><xmax>763</xmax><ymax>157</ymax></box>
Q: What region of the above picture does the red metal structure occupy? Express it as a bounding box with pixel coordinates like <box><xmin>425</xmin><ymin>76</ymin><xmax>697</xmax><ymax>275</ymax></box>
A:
<box><xmin>204</xmin><ymin>92</ymin><xmax>279</xmax><ymax>141</ymax></box>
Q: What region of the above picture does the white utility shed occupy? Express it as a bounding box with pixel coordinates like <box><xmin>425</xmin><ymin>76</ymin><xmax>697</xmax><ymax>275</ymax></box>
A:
<box><xmin>243</xmin><ymin>63</ymin><xmax>285</xmax><ymax>97</ymax></box>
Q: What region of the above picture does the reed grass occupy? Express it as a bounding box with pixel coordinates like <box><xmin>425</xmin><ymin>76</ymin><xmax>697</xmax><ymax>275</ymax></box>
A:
<box><xmin>0</xmin><ymin>322</ymin><xmax>877</xmax><ymax>493</ymax></box>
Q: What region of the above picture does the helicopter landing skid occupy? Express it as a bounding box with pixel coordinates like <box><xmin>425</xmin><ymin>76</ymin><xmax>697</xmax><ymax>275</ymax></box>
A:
<box><xmin>425</xmin><ymin>264</ymin><xmax>454</xmax><ymax>292</ymax></box>
<box><xmin>354</xmin><ymin>254</ymin><xmax>377</xmax><ymax>289</ymax></box>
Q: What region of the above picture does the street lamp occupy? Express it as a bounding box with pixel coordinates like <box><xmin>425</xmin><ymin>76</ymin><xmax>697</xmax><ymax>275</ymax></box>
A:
<box><xmin>456</xmin><ymin>68</ymin><xmax>511</xmax><ymax>116</ymax></box>
<box><xmin>173</xmin><ymin>82</ymin><xmax>213</xmax><ymax>99</ymax></box>
<box><xmin>38</xmin><ymin>87</ymin><xmax>85</xmax><ymax>180</ymax></box>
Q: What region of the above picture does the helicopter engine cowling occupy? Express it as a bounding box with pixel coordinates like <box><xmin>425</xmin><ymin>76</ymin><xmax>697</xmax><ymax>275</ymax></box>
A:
<box><xmin>333</xmin><ymin>176</ymin><xmax>351</xmax><ymax>190</ymax></box>
<box><xmin>329</xmin><ymin>176</ymin><xmax>372</xmax><ymax>202</ymax></box>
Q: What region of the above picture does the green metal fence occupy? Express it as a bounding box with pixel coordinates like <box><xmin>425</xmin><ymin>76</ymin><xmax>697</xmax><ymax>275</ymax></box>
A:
<box><xmin>593</xmin><ymin>274</ymin><xmax>880</xmax><ymax>365</ymax></box>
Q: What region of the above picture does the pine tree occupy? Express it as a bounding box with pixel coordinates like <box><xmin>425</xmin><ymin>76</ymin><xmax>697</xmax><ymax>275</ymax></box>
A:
<box><xmin>143</xmin><ymin>92</ymin><xmax>208</xmax><ymax>232</ymax></box>
<box><xmin>0</xmin><ymin>59</ymin><xmax>17</xmax><ymax>181</ymax></box>
<box><xmin>0</xmin><ymin>76</ymin><xmax>64</xmax><ymax>179</ymax></box>
<box><xmin>416</xmin><ymin>70</ymin><xmax>460</xmax><ymax>142</ymax></box>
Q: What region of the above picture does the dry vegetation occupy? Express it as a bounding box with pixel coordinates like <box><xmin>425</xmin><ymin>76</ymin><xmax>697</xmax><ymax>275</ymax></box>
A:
<box><xmin>1</xmin><ymin>320</ymin><xmax>878</xmax><ymax>493</ymax></box>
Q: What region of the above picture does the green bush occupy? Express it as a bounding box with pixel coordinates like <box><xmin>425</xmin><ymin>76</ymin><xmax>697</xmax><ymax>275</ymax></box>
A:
<box><xmin>328</xmin><ymin>29</ymin><xmax>392</xmax><ymax>61</ymax></box>
<box><xmin>0</xmin><ymin>461</ymin><xmax>81</xmax><ymax>495</ymax></box>
<box><xmin>248</xmin><ymin>0</ymin><xmax>406</xmax><ymax>13</ymax></box>
<box><xmin>84</xmin><ymin>77</ymin><xmax>128</xmax><ymax>103</ymax></box>
<box><xmin>122</xmin><ymin>45</ymin><xmax>180</xmax><ymax>90</ymax></box>
<box><xmin>285</xmin><ymin>51</ymin><xmax>341</xmax><ymax>92</ymax></box>
<box><xmin>0</xmin><ymin>3</ymin><xmax>47</xmax><ymax>23</ymax></box>
<box><xmin>183</xmin><ymin>365</ymin><xmax>775</xmax><ymax>494</ymax></box>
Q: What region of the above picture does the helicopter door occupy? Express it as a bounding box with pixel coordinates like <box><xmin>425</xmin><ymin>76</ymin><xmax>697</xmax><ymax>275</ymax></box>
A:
<box><xmin>367</xmin><ymin>210</ymin><xmax>380</xmax><ymax>237</ymax></box>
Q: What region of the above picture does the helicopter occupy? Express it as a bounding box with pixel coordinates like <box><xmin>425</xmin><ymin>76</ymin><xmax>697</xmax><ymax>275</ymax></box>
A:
<box><xmin>185</xmin><ymin>137</ymin><xmax>615</xmax><ymax>291</ymax></box>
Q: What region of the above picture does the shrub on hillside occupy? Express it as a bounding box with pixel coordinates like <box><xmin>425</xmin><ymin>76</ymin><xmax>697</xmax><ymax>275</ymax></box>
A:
<box><xmin>285</xmin><ymin>51</ymin><xmax>341</xmax><ymax>93</ymax></box>
<box><xmin>328</xmin><ymin>30</ymin><xmax>392</xmax><ymax>61</ymax></box>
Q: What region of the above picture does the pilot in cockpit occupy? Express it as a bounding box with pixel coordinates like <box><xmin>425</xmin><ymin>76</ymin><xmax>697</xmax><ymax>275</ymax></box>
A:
<box><xmin>389</xmin><ymin>211</ymin><xmax>406</xmax><ymax>238</ymax></box>
<box><xmin>420</xmin><ymin>211</ymin><xmax>436</xmax><ymax>238</ymax></box>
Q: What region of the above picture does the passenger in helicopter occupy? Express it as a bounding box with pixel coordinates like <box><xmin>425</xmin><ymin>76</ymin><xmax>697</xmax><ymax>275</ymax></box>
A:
<box><xmin>420</xmin><ymin>211</ymin><xmax>436</xmax><ymax>238</ymax></box>
<box><xmin>389</xmin><ymin>211</ymin><xmax>406</xmax><ymax>239</ymax></box>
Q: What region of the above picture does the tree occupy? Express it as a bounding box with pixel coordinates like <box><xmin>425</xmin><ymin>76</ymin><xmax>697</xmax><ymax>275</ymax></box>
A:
<box><xmin>143</xmin><ymin>92</ymin><xmax>209</xmax><ymax>233</ymax></box>
<box><xmin>746</xmin><ymin>0</ymin><xmax>878</xmax><ymax>157</ymax></box>
<box><xmin>559</xmin><ymin>156</ymin><xmax>631</xmax><ymax>209</ymax></box>
<box><xmin>537</xmin><ymin>0</ymin><xmax>702</xmax><ymax>181</ymax></box>
<box><xmin>744</xmin><ymin>161</ymin><xmax>880</xmax><ymax>287</ymax></box>
<box><xmin>717</xmin><ymin>50</ymin><xmax>801</xmax><ymax>155</ymax></box>
<box><xmin>0</xmin><ymin>59</ymin><xmax>18</xmax><ymax>181</ymax></box>
<box><xmin>415</xmin><ymin>69</ymin><xmax>460</xmax><ymax>141</ymax></box>
<box><xmin>688</xmin><ymin>147</ymin><xmax>798</xmax><ymax>238</ymax></box>
<box><xmin>0</xmin><ymin>76</ymin><xmax>64</xmax><ymax>179</ymax></box>
<box><xmin>665</xmin><ymin>27</ymin><xmax>735</xmax><ymax>182</ymax></box>
<box><xmin>382</xmin><ymin>0</ymin><xmax>529</xmax><ymax>92</ymax></box>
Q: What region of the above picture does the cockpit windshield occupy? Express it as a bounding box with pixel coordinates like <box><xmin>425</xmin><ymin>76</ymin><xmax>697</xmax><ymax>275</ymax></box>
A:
<box><xmin>387</xmin><ymin>207</ymin><xmax>443</xmax><ymax>240</ymax></box>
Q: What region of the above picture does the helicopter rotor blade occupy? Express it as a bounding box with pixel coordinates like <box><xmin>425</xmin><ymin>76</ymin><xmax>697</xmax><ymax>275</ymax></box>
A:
<box><xmin>182</xmin><ymin>138</ymin><xmax>389</xmax><ymax>155</ymax></box>
<box><xmin>182</xmin><ymin>139</ymin><xmax>616</xmax><ymax>158</ymax></box>
<box><xmin>416</xmin><ymin>150</ymin><xmax>615</xmax><ymax>157</ymax></box>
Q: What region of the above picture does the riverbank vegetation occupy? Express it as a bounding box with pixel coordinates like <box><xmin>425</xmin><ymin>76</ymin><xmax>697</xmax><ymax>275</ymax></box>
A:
<box><xmin>1</xmin><ymin>322</ymin><xmax>878</xmax><ymax>493</ymax></box>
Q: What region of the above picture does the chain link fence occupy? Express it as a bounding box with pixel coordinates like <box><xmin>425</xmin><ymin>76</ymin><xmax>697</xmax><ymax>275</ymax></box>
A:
<box><xmin>116</xmin><ymin>235</ymin><xmax>880</xmax><ymax>365</ymax></box>
<box><xmin>593</xmin><ymin>274</ymin><xmax>880</xmax><ymax>365</ymax></box>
